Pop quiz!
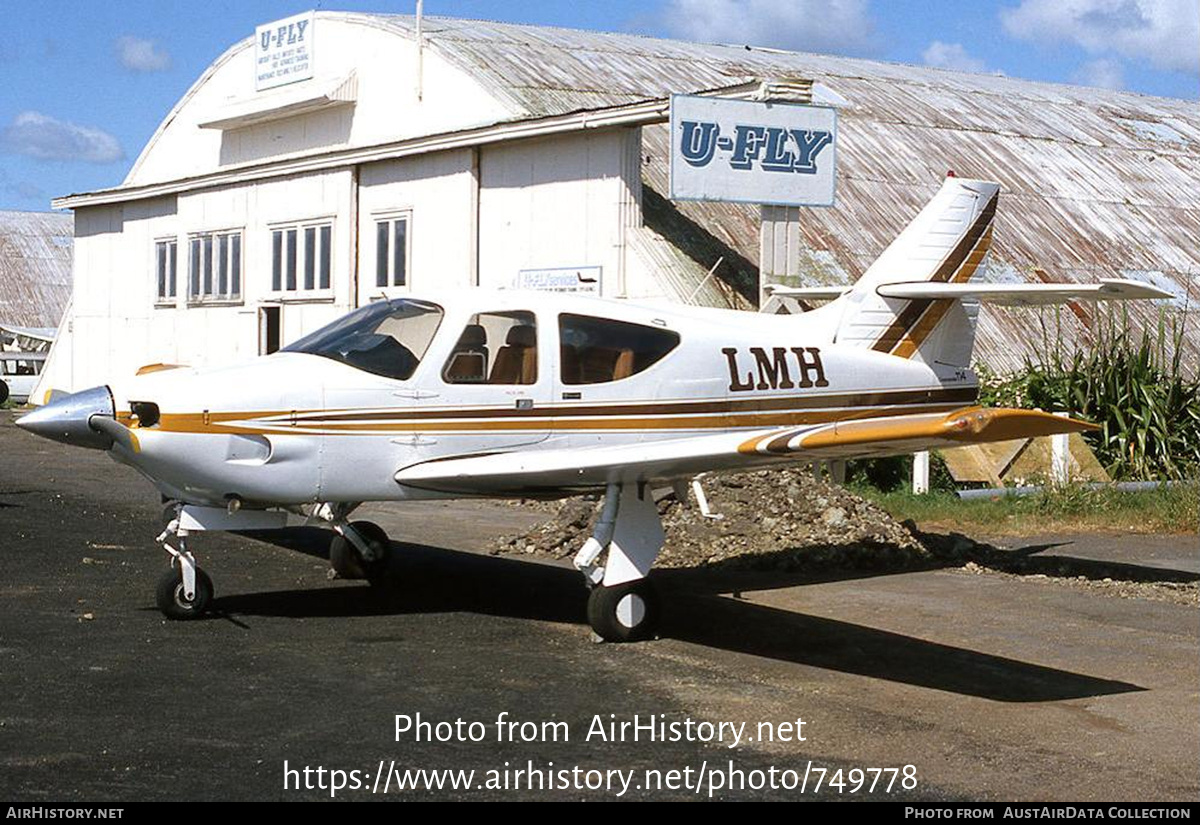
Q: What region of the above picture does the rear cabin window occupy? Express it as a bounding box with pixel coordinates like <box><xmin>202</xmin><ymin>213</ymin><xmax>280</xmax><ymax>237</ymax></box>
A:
<box><xmin>442</xmin><ymin>311</ymin><xmax>538</xmax><ymax>385</ymax></box>
<box><xmin>559</xmin><ymin>314</ymin><xmax>680</xmax><ymax>385</ymax></box>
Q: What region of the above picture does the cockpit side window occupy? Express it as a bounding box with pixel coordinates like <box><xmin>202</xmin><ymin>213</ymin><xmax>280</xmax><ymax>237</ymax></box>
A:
<box><xmin>558</xmin><ymin>314</ymin><xmax>680</xmax><ymax>385</ymax></box>
<box><xmin>283</xmin><ymin>299</ymin><xmax>443</xmax><ymax>381</ymax></box>
<box><xmin>442</xmin><ymin>311</ymin><xmax>537</xmax><ymax>385</ymax></box>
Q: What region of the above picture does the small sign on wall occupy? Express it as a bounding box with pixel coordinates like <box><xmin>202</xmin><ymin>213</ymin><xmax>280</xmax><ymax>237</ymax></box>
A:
<box><xmin>669</xmin><ymin>94</ymin><xmax>837</xmax><ymax>207</ymax></box>
<box><xmin>516</xmin><ymin>266</ymin><xmax>601</xmax><ymax>294</ymax></box>
<box><xmin>255</xmin><ymin>11</ymin><xmax>315</xmax><ymax>91</ymax></box>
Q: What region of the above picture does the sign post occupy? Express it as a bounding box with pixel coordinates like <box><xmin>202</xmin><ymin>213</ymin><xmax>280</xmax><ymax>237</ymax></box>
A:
<box><xmin>668</xmin><ymin>93</ymin><xmax>838</xmax><ymax>307</ymax></box>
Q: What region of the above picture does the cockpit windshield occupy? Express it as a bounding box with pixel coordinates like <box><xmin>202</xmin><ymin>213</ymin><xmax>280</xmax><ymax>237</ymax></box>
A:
<box><xmin>283</xmin><ymin>299</ymin><xmax>443</xmax><ymax>381</ymax></box>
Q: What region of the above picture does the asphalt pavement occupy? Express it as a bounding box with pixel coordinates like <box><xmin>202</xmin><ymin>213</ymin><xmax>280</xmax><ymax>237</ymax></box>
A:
<box><xmin>1</xmin><ymin>415</ymin><xmax>1196</xmax><ymax>801</ymax></box>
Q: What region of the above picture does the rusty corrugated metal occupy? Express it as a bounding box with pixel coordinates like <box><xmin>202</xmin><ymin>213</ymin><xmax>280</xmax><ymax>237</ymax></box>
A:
<box><xmin>363</xmin><ymin>15</ymin><xmax>1198</xmax><ymax>372</ymax></box>
<box><xmin>0</xmin><ymin>210</ymin><xmax>73</xmax><ymax>331</ymax></box>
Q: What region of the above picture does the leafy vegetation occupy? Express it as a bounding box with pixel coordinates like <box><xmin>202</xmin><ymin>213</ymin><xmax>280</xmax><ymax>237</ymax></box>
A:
<box><xmin>976</xmin><ymin>309</ymin><xmax>1199</xmax><ymax>481</ymax></box>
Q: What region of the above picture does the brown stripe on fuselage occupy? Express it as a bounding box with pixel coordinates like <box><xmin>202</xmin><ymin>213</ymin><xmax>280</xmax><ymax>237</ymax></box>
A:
<box><xmin>131</xmin><ymin>386</ymin><xmax>979</xmax><ymax>436</ymax></box>
<box><xmin>871</xmin><ymin>191</ymin><xmax>998</xmax><ymax>355</ymax></box>
<box><xmin>299</xmin><ymin>385</ymin><xmax>979</xmax><ymax>423</ymax></box>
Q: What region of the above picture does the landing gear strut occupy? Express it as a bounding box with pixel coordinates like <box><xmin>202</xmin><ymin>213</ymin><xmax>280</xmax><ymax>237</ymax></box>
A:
<box><xmin>329</xmin><ymin>520</ymin><xmax>392</xmax><ymax>584</ymax></box>
<box><xmin>155</xmin><ymin>514</ymin><xmax>212</xmax><ymax>620</ymax></box>
<box><xmin>574</xmin><ymin>483</ymin><xmax>666</xmax><ymax>643</ymax></box>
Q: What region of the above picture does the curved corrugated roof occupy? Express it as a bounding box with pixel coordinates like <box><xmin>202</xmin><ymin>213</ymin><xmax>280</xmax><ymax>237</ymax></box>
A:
<box><xmin>0</xmin><ymin>210</ymin><xmax>72</xmax><ymax>330</ymax></box>
<box><xmin>362</xmin><ymin>15</ymin><xmax>1197</xmax><ymax>371</ymax></box>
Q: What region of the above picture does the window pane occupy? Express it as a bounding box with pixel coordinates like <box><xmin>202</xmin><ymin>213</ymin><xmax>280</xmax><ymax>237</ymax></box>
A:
<box><xmin>283</xmin><ymin>299</ymin><xmax>444</xmax><ymax>382</ymax></box>
<box><xmin>156</xmin><ymin>243</ymin><xmax>166</xmax><ymax>300</ymax></box>
<box><xmin>559</xmin><ymin>314</ymin><xmax>680</xmax><ymax>385</ymax></box>
<box><xmin>393</xmin><ymin>219</ymin><xmax>407</xmax><ymax>287</ymax></box>
<box><xmin>168</xmin><ymin>242</ymin><xmax>177</xmax><ymax>298</ymax></box>
<box><xmin>271</xmin><ymin>230</ymin><xmax>282</xmax><ymax>292</ymax></box>
<box><xmin>202</xmin><ymin>235</ymin><xmax>213</xmax><ymax>296</ymax></box>
<box><xmin>217</xmin><ymin>235</ymin><xmax>229</xmax><ymax>297</ymax></box>
<box><xmin>318</xmin><ymin>225</ymin><xmax>331</xmax><ymax>289</ymax></box>
<box><xmin>375</xmin><ymin>222</ymin><xmax>388</xmax><ymax>288</ymax></box>
<box><xmin>189</xmin><ymin>239</ymin><xmax>201</xmax><ymax>298</ymax></box>
<box><xmin>303</xmin><ymin>226</ymin><xmax>316</xmax><ymax>290</ymax></box>
<box><xmin>231</xmin><ymin>235</ymin><xmax>240</xmax><ymax>297</ymax></box>
<box><xmin>454</xmin><ymin>310</ymin><xmax>536</xmax><ymax>385</ymax></box>
<box><xmin>285</xmin><ymin>229</ymin><xmax>297</xmax><ymax>291</ymax></box>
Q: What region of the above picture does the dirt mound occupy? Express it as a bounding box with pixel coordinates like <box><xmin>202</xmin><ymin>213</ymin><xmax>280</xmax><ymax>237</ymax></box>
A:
<box><xmin>491</xmin><ymin>469</ymin><xmax>929</xmax><ymax>572</ymax></box>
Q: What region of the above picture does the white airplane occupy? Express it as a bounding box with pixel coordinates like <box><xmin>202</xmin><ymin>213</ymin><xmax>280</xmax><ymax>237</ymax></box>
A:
<box><xmin>17</xmin><ymin>176</ymin><xmax>1169</xmax><ymax>641</ymax></box>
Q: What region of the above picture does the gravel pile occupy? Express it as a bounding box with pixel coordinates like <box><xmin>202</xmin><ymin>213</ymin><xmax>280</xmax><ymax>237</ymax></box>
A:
<box><xmin>491</xmin><ymin>468</ymin><xmax>931</xmax><ymax>572</ymax></box>
<box><xmin>491</xmin><ymin>470</ymin><xmax>1198</xmax><ymax>607</ymax></box>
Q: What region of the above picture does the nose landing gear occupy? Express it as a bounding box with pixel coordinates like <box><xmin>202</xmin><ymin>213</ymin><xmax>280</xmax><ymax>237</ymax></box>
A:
<box><xmin>155</xmin><ymin>516</ymin><xmax>213</xmax><ymax>620</ymax></box>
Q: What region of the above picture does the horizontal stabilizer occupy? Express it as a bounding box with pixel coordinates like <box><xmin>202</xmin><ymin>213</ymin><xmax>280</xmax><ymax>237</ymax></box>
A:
<box><xmin>763</xmin><ymin>285</ymin><xmax>851</xmax><ymax>301</ymax></box>
<box><xmin>876</xmin><ymin>278</ymin><xmax>1172</xmax><ymax>305</ymax></box>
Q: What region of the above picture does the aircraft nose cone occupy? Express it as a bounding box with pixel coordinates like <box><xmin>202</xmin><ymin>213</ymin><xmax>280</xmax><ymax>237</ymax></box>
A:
<box><xmin>15</xmin><ymin>385</ymin><xmax>117</xmax><ymax>450</ymax></box>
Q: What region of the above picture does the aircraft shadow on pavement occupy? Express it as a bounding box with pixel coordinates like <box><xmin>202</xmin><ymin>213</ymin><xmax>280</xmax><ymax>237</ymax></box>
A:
<box><xmin>218</xmin><ymin>528</ymin><xmax>1144</xmax><ymax>704</ymax></box>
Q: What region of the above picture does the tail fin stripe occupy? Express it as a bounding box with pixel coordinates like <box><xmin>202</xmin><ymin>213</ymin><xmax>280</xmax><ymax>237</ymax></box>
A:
<box><xmin>891</xmin><ymin>225</ymin><xmax>995</xmax><ymax>359</ymax></box>
<box><xmin>869</xmin><ymin>192</ymin><xmax>998</xmax><ymax>354</ymax></box>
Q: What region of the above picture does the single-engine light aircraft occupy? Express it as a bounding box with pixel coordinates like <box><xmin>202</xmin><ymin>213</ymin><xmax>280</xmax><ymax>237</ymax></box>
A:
<box><xmin>17</xmin><ymin>176</ymin><xmax>1170</xmax><ymax>641</ymax></box>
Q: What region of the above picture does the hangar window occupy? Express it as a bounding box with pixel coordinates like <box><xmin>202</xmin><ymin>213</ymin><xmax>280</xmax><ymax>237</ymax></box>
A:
<box><xmin>187</xmin><ymin>229</ymin><xmax>242</xmax><ymax>304</ymax></box>
<box><xmin>271</xmin><ymin>221</ymin><xmax>333</xmax><ymax>295</ymax></box>
<box><xmin>558</xmin><ymin>314</ymin><xmax>680</xmax><ymax>385</ymax></box>
<box><xmin>154</xmin><ymin>238</ymin><xmax>177</xmax><ymax>305</ymax></box>
<box><xmin>374</xmin><ymin>215</ymin><xmax>409</xmax><ymax>289</ymax></box>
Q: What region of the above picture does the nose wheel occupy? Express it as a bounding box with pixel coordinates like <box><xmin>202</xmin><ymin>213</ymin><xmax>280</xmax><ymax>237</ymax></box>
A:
<box><xmin>329</xmin><ymin>520</ymin><xmax>392</xmax><ymax>584</ymax></box>
<box><xmin>156</xmin><ymin>563</ymin><xmax>214</xmax><ymax>620</ymax></box>
<box><xmin>587</xmin><ymin>579</ymin><xmax>661</xmax><ymax>642</ymax></box>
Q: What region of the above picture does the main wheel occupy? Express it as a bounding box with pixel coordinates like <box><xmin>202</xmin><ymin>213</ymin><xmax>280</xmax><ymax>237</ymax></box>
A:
<box><xmin>0</xmin><ymin>380</ymin><xmax>9</xmax><ymax>405</ymax></box>
<box><xmin>155</xmin><ymin>564</ymin><xmax>214</xmax><ymax>620</ymax></box>
<box><xmin>329</xmin><ymin>521</ymin><xmax>391</xmax><ymax>584</ymax></box>
<box><xmin>587</xmin><ymin>579</ymin><xmax>661</xmax><ymax>642</ymax></box>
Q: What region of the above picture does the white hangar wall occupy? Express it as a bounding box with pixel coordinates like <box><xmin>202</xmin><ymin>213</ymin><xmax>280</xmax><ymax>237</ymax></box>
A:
<box><xmin>39</xmin><ymin>14</ymin><xmax>678</xmax><ymax>396</ymax></box>
<box><xmin>477</xmin><ymin>129</ymin><xmax>643</xmax><ymax>294</ymax></box>
<box><xmin>126</xmin><ymin>18</ymin><xmax>513</xmax><ymax>188</ymax></box>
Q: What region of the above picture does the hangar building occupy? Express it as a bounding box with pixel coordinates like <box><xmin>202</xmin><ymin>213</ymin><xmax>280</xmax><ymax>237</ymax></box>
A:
<box><xmin>0</xmin><ymin>210</ymin><xmax>73</xmax><ymax>336</ymax></box>
<box><xmin>38</xmin><ymin>13</ymin><xmax>1200</xmax><ymax>397</ymax></box>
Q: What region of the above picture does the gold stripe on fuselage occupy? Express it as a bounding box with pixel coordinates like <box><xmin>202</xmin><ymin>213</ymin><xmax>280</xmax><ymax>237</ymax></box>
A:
<box><xmin>119</xmin><ymin>387</ymin><xmax>978</xmax><ymax>437</ymax></box>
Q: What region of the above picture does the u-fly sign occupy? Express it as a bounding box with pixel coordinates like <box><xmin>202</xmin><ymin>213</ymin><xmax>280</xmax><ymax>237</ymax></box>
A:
<box><xmin>255</xmin><ymin>11</ymin><xmax>315</xmax><ymax>91</ymax></box>
<box><xmin>669</xmin><ymin>94</ymin><xmax>837</xmax><ymax>207</ymax></box>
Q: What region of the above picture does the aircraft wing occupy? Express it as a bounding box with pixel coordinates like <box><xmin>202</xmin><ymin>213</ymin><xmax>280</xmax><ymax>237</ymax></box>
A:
<box><xmin>876</xmin><ymin>278</ymin><xmax>1171</xmax><ymax>305</ymax></box>
<box><xmin>393</xmin><ymin>406</ymin><xmax>1096</xmax><ymax>496</ymax></box>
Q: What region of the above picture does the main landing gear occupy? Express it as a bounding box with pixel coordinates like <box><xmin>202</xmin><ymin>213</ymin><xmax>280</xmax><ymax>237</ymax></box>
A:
<box><xmin>328</xmin><ymin>520</ymin><xmax>392</xmax><ymax>584</ymax></box>
<box><xmin>574</xmin><ymin>483</ymin><xmax>666</xmax><ymax>643</ymax></box>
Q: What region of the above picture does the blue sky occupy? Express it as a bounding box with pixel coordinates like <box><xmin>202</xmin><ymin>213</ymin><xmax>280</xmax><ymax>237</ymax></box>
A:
<box><xmin>1</xmin><ymin>0</ymin><xmax>1197</xmax><ymax>211</ymax></box>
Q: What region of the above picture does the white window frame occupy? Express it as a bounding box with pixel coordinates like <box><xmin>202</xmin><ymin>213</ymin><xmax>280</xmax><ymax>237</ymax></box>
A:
<box><xmin>373</xmin><ymin>211</ymin><xmax>412</xmax><ymax>290</ymax></box>
<box><xmin>153</xmin><ymin>236</ymin><xmax>179</xmax><ymax>307</ymax></box>
<box><xmin>269</xmin><ymin>218</ymin><xmax>335</xmax><ymax>301</ymax></box>
<box><xmin>187</xmin><ymin>228</ymin><xmax>243</xmax><ymax>305</ymax></box>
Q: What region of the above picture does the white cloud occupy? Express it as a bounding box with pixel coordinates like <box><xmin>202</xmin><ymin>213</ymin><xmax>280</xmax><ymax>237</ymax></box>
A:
<box><xmin>661</xmin><ymin>0</ymin><xmax>877</xmax><ymax>56</ymax></box>
<box><xmin>116</xmin><ymin>35</ymin><xmax>171</xmax><ymax>72</ymax></box>
<box><xmin>1073</xmin><ymin>57</ymin><xmax>1126</xmax><ymax>89</ymax></box>
<box><xmin>1001</xmin><ymin>0</ymin><xmax>1199</xmax><ymax>75</ymax></box>
<box><xmin>0</xmin><ymin>111</ymin><xmax>125</xmax><ymax>164</ymax></box>
<box><xmin>922</xmin><ymin>41</ymin><xmax>989</xmax><ymax>73</ymax></box>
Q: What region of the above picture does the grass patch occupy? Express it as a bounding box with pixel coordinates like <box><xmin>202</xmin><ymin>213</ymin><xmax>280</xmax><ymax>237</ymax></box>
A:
<box><xmin>853</xmin><ymin>482</ymin><xmax>1198</xmax><ymax>536</ymax></box>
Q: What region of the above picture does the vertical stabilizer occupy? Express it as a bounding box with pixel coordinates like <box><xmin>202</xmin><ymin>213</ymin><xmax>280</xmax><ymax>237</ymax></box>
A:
<box><xmin>833</xmin><ymin>175</ymin><xmax>999</xmax><ymax>370</ymax></box>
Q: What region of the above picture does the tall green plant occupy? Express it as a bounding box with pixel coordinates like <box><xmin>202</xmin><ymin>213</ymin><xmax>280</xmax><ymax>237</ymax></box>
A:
<box><xmin>977</xmin><ymin>309</ymin><xmax>1199</xmax><ymax>481</ymax></box>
